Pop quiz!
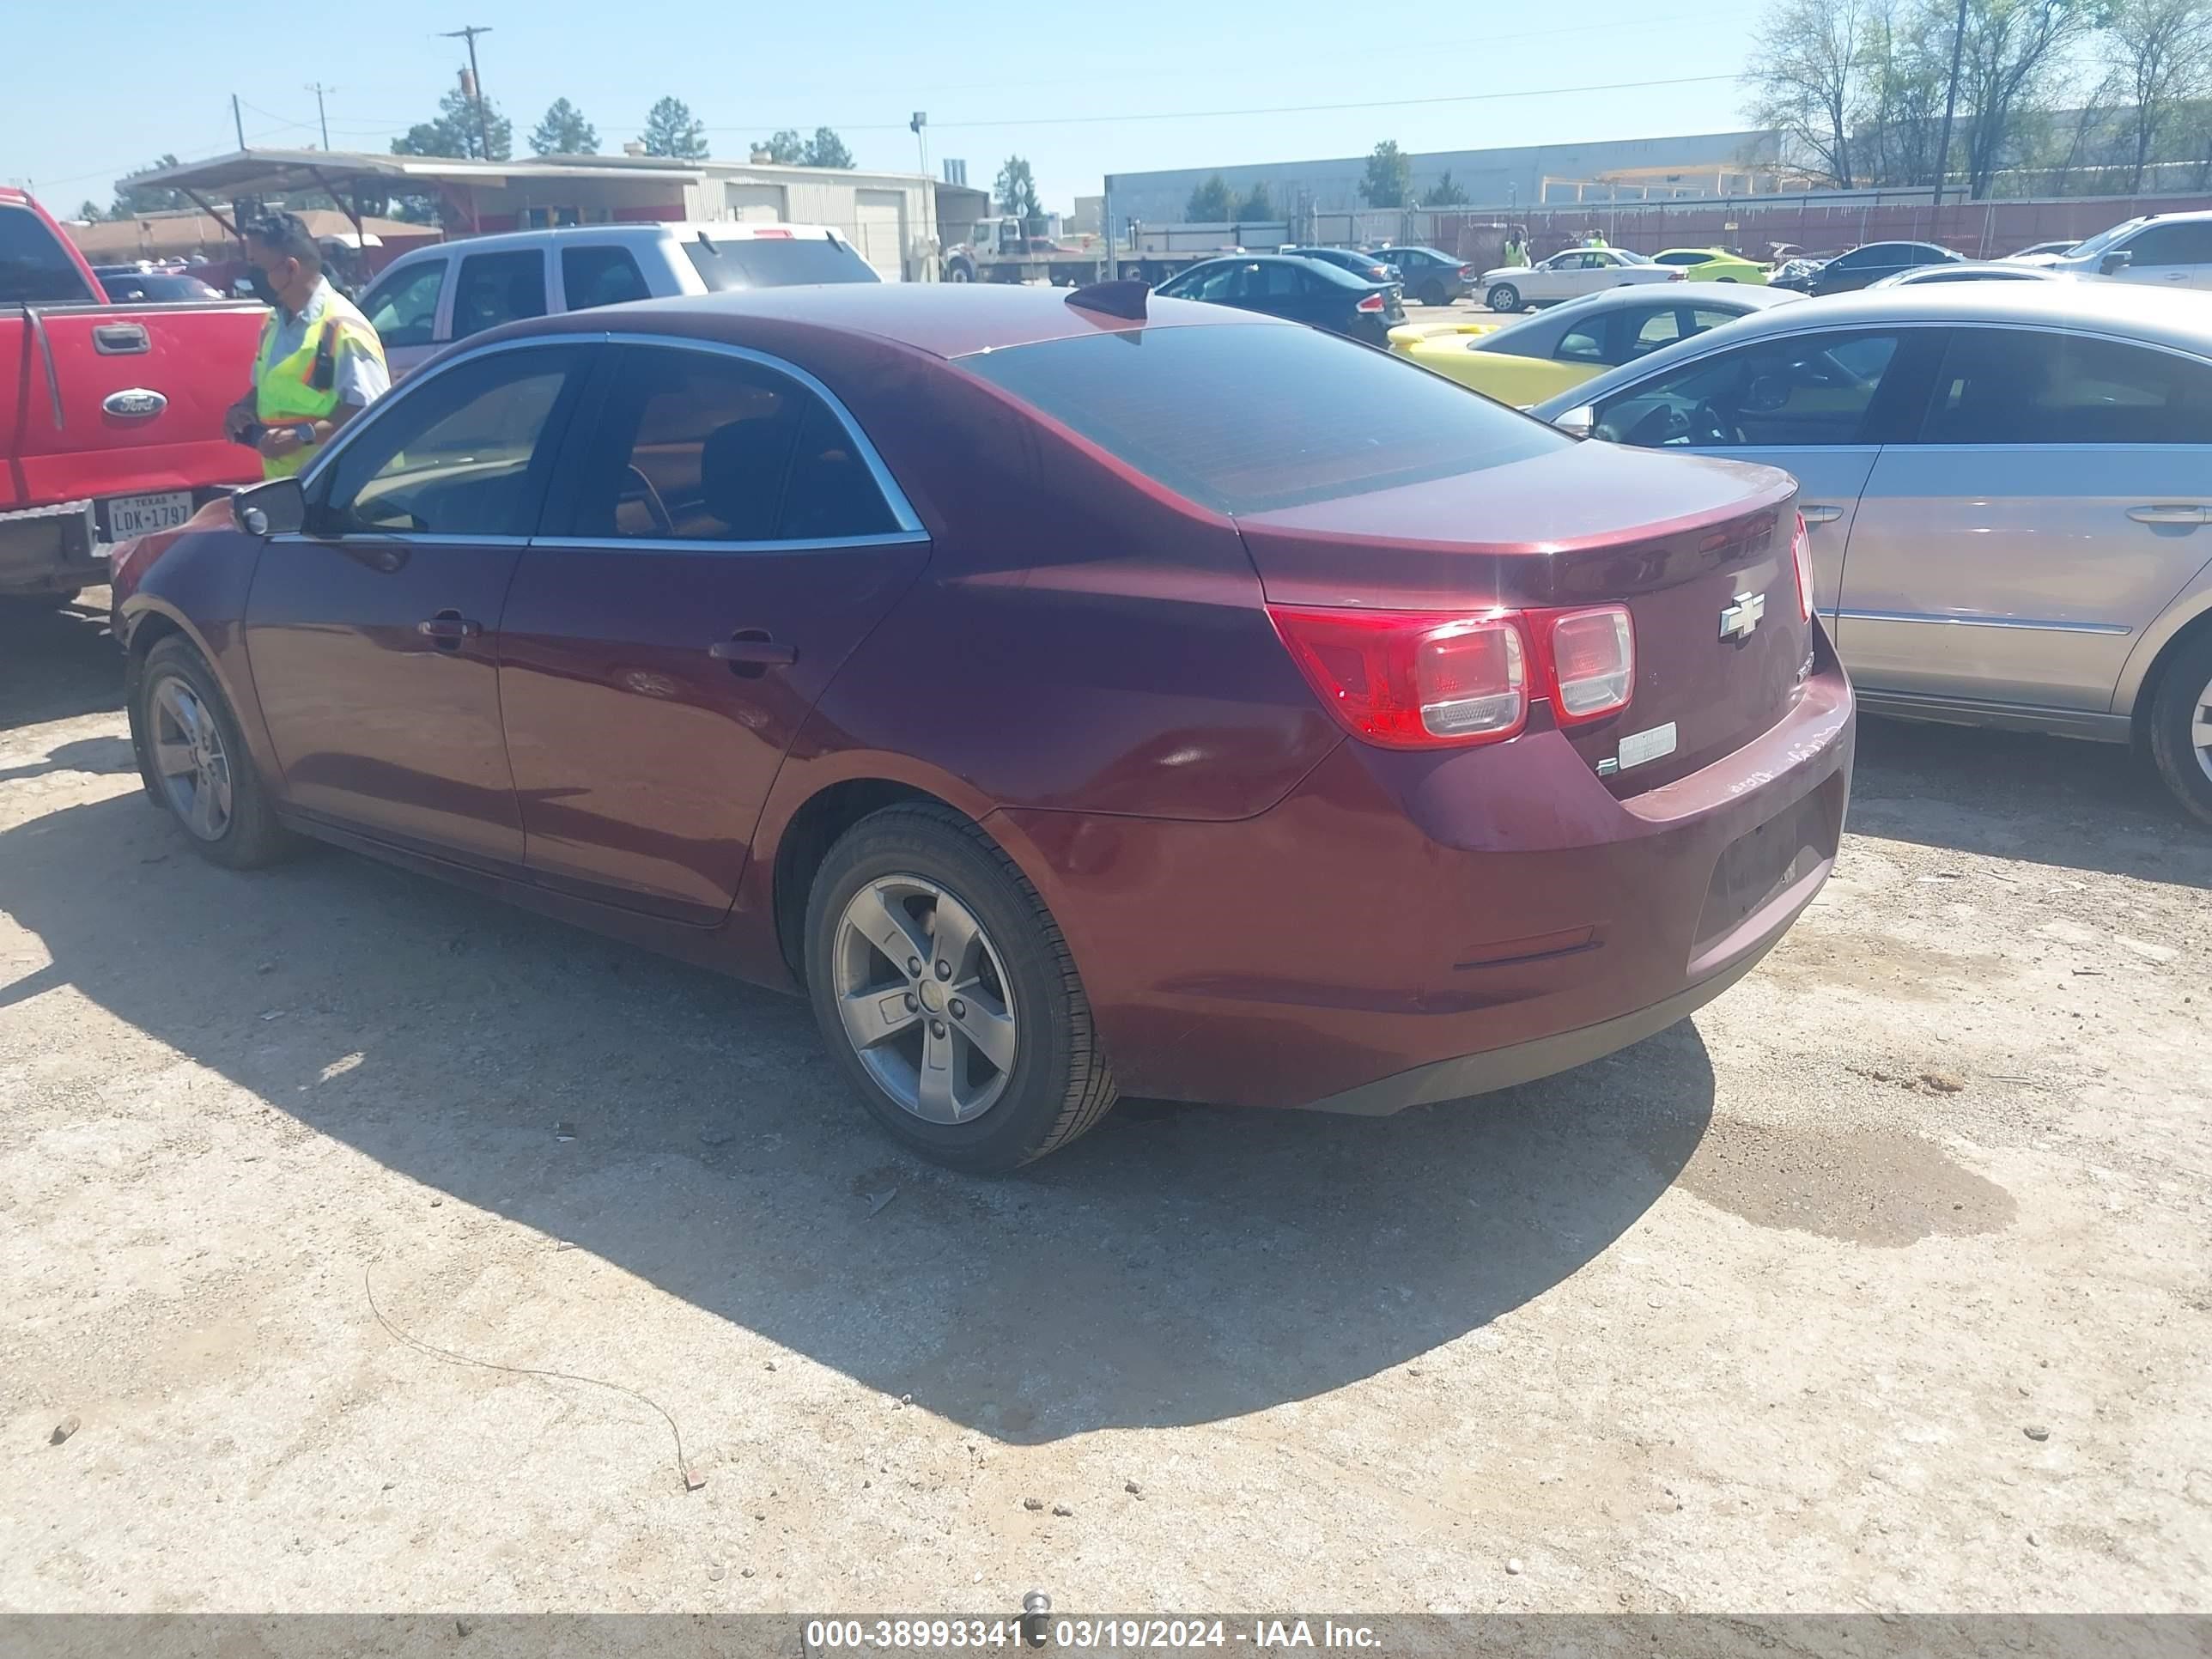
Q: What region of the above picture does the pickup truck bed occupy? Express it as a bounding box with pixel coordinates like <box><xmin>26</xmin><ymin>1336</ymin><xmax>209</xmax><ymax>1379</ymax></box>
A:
<box><xmin>3</xmin><ymin>190</ymin><xmax>264</xmax><ymax>601</ymax></box>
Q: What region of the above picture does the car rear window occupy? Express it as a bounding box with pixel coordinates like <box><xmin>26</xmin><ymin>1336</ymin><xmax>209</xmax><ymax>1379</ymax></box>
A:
<box><xmin>959</xmin><ymin>322</ymin><xmax>1571</xmax><ymax>516</ymax></box>
<box><xmin>683</xmin><ymin>235</ymin><xmax>879</xmax><ymax>289</ymax></box>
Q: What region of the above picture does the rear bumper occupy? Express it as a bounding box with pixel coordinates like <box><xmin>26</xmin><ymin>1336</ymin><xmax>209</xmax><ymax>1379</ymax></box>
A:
<box><xmin>0</xmin><ymin>501</ymin><xmax>102</xmax><ymax>593</ymax></box>
<box><xmin>1000</xmin><ymin>638</ymin><xmax>1854</xmax><ymax>1111</ymax></box>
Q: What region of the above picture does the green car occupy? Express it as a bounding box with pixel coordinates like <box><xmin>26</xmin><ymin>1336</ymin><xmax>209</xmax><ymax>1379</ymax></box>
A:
<box><xmin>1650</xmin><ymin>247</ymin><xmax>1769</xmax><ymax>285</ymax></box>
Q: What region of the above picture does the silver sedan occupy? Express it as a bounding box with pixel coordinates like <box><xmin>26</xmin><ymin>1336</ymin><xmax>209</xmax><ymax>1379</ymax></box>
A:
<box><xmin>1529</xmin><ymin>284</ymin><xmax>2212</xmax><ymax>823</ymax></box>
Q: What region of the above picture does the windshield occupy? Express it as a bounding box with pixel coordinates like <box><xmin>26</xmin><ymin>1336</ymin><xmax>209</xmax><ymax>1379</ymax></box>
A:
<box><xmin>682</xmin><ymin>235</ymin><xmax>879</xmax><ymax>289</ymax></box>
<box><xmin>2065</xmin><ymin>219</ymin><xmax>2147</xmax><ymax>258</ymax></box>
<box><xmin>958</xmin><ymin>322</ymin><xmax>1568</xmax><ymax>516</ymax></box>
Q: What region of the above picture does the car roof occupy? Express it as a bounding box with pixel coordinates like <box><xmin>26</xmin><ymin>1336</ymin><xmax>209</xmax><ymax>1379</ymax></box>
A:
<box><xmin>378</xmin><ymin>221</ymin><xmax>848</xmax><ymax>262</ymax></box>
<box><xmin>495</xmin><ymin>281</ymin><xmax>1282</xmax><ymax>361</ymax></box>
<box><xmin>1528</xmin><ymin>282</ymin><xmax>2212</xmax><ymax>419</ymax></box>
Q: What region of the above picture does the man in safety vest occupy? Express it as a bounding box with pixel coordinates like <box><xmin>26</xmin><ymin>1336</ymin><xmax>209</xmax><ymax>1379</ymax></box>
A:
<box><xmin>1502</xmin><ymin>228</ymin><xmax>1529</xmax><ymax>267</ymax></box>
<box><xmin>222</xmin><ymin>212</ymin><xmax>389</xmax><ymax>478</ymax></box>
<box><xmin>1584</xmin><ymin>228</ymin><xmax>1608</xmax><ymax>248</ymax></box>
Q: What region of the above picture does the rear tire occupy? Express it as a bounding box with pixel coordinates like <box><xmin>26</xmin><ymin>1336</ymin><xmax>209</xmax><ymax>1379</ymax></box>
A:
<box><xmin>1420</xmin><ymin>281</ymin><xmax>1449</xmax><ymax>307</ymax></box>
<box><xmin>1486</xmin><ymin>283</ymin><xmax>1521</xmax><ymax>313</ymax></box>
<box><xmin>804</xmin><ymin>805</ymin><xmax>1118</xmax><ymax>1172</ymax></box>
<box><xmin>136</xmin><ymin>636</ymin><xmax>290</xmax><ymax>869</ymax></box>
<box><xmin>2148</xmin><ymin>628</ymin><xmax>2212</xmax><ymax>829</ymax></box>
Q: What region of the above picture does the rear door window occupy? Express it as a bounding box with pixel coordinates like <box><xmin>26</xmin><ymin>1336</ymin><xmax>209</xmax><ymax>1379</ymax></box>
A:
<box><xmin>561</xmin><ymin>245</ymin><xmax>652</xmax><ymax>311</ymax></box>
<box><xmin>2124</xmin><ymin>222</ymin><xmax>2212</xmax><ymax>269</ymax></box>
<box><xmin>0</xmin><ymin>204</ymin><xmax>96</xmax><ymax>303</ymax></box>
<box><xmin>1595</xmin><ymin>330</ymin><xmax>1905</xmax><ymax>448</ymax></box>
<box><xmin>1917</xmin><ymin>327</ymin><xmax>2212</xmax><ymax>446</ymax></box>
<box><xmin>361</xmin><ymin>258</ymin><xmax>446</xmax><ymax>348</ymax></box>
<box><xmin>957</xmin><ymin>322</ymin><xmax>1569</xmax><ymax>516</ymax></box>
<box><xmin>554</xmin><ymin>345</ymin><xmax>898</xmax><ymax>543</ymax></box>
<box><xmin>452</xmin><ymin>249</ymin><xmax>548</xmax><ymax>339</ymax></box>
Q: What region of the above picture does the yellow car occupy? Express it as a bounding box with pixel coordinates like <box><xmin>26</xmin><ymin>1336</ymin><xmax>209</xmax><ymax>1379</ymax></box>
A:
<box><xmin>1650</xmin><ymin>247</ymin><xmax>1770</xmax><ymax>284</ymax></box>
<box><xmin>1389</xmin><ymin>286</ymin><xmax>1798</xmax><ymax>404</ymax></box>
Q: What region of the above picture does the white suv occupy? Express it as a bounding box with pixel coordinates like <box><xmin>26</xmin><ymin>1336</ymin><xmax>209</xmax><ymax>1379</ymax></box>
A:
<box><xmin>356</xmin><ymin>222</ymin><xmax>878</xmax><ymax>378</ymax></box>
<box><xmin>2009</xmin><ymin>210</ymin><xmax>2212</xmax><ymax>291</ymax></box>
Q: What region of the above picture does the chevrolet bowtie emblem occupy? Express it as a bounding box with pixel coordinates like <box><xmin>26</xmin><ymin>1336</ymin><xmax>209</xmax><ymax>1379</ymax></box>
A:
<box><xmin>1719</xmin><ymin>590</ymin><xmax>1765</xmax><ymax>641</ymax></box>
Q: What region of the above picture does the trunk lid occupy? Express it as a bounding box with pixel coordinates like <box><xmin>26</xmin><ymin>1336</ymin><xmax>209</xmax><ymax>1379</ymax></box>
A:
<box><xmin>1237</xmin><ymin>441</ymin><xmax>1807</xmax><ymax>793</ymax></box>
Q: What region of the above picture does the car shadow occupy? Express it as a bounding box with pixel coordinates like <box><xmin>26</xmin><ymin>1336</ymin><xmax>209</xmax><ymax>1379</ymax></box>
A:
<box><xmin>1849</xmin><ymin>714</ymin><xmax>2210</xmax><ymax>889</ymax></box>
<box><xmin>0</xmin><ymin>592</ymin><xmax>120</xmax><ymax>732</ymax></box>
<box><xmin>0</xmin><ymin>792</ymin><xmax>1711</xmax><ymax>1443</ymax></box>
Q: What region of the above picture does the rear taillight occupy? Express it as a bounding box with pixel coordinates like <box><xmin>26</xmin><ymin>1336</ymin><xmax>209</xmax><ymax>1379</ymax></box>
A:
<box><xmin>1543</xmin><ymin>605</ymin><xmax>1635</xmax><ymax>722</ymax></box>
<box><xmin>1268</xmin><ymin>608</ymin><xmax>1527</xmax><ymax>748</ymax></box>
<box><xmin>1790</xmin><ymin>510</ymin><xmax>1815</xmax><ymax>621</ymax></box>
<box><xmin>1268</xmin><ymin>603</ymin><xmax>1638</xmax><ymax>748</ymax></box>
<box><xmin>1457</xmin><ymin>264</ymin><xmax>1475</xmax><ymax>277</ymax></box>
<box><xmin>1356</xmin><ymin>291</ymin><xmax>1385</xmax><ymax>313</ymax></box>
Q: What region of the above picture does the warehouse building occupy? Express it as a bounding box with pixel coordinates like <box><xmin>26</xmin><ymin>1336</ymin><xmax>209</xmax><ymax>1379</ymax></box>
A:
<box><xmin>1105</xmin><ymin>131</ymin><xmax>1787</xmax><ymax>225</ymax></box>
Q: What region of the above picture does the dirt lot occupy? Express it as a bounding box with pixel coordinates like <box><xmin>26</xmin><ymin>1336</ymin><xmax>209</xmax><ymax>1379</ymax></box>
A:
<box><xmin>2</xmin><ymin>596</ymin><xmax>2208</xmax><ymax>1617</ymax></box>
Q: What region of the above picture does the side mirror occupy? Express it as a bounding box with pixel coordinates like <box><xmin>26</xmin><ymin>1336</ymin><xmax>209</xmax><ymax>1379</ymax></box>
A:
<box><xmin>2100</xmin><ymin>250</ymin><xmax>2133</xmax><ymax>275</ymax></box>
<box><xmin>232</xmin><ymin>476</ymin><xmax>306</xmax><ymax>538</ymax></box>
<box><xmin>1555</xmin><ymin>405</ymin><xmax>1595</xmax><ymax>439</ymax></box>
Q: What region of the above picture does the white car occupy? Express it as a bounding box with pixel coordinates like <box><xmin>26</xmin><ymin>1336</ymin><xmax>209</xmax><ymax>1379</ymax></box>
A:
<box><xmin>1869</xmin><ymin>261</ymin><xmax>2081</xmax><ymax>289</ymax></box>
<box><xmin>356</xmin><ymin>222</ymin><xmax>878</xmax><ymax>379</ymax></box>
<box><xmin>2004</xmin><ymin>210</ymin><xmax>2212</xmax><ymax>291</ymax></box>
<box><xmin>1479</xmin><ymin>247</ymin><xmax>1681</xmax><ymax>313</ymax></box>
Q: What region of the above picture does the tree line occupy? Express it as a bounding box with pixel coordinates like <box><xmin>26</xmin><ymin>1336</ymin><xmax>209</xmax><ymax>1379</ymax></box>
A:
<box><xmin>381</xmin><ymin>89</ymin><xmax>855</xmax><ymax>169</ymax></box>
<box><xmin>1746</xmin><ymin>0</ymin><xmax>2210</xmax><ymax>198</ymax></box>
<box><xmin>1170</xmin><ymin>144</ymin><xmax>1472</xmax><ymax>222</ymax></box>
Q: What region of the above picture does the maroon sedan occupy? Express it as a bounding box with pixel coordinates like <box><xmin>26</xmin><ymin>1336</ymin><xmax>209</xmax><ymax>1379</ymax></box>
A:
<box><xmin>112</xmin><ymin>283</ymin><xmax>1853</xmax><ymax>1171</ymax></box>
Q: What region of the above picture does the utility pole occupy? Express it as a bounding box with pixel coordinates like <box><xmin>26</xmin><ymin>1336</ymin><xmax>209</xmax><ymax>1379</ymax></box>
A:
<box><xmin>306</xmin><ymin>82</ymin><xmax>335</xmax><ymax>149</ymax></box>
<box><xmin>441</xmin><ymin>24</ymin><xmax>495</xmax><ymax>160</ymax></box>
<box><xmin>232</xmin><ymin>93</ymin><xmax>246</xmax><ymax>150</ymax></box>
<box><xmin>1931</xmin><ymin>0</ymin><xmax>1970</xmax><ymax>210</ymax></box>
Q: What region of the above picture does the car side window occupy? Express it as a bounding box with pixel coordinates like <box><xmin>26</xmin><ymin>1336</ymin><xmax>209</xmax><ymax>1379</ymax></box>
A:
<box><xmin>561</xmin><ymin>245</ymin><xmax>651</xmax><ymax>311</ymax></box>
<box><xmin>361</xmin><ymin>259</ymin><xmax>445</xmax><ymax>349</ymax></box>
<box><xmin>1555</xmin><ymin>318</ymin><xmax>1611</xmax><ymax>363</ymax></box>
<box><xmin>559</xmin><ymin>346</ymin><xmax>897</xmax><ymax>544</ymax></box>
<box><xmin>453</xmin><ymin>250</ymin><xmax>548</xmax><ymax>339</ymax></box>
<box><xmin>0</xmin><ymin>204</ymin><xmax>98</xmax><ymax>304</ymax></box>
<box><xmin>1178</xmin><ymin>264</ymin><xmax>1238</xmax><ymax>301</ymax></box>
<box><xmin>1628</xmin><ymin>308</ymin><xmax>1686</xmax><ymax>359</ymax></box>
<box><xmin>316</xmin><ymin>345</ymin><xmax>581</xmax><ymax>537</ymax></box>
<box><xmin>1255</xmin><ymin>262</ymin><xmax>1301</xmax><ymax>299</ymax></box>
<box><xmin>1595</xmin><ymin>330</ymin><xmax>1903</xmax><ymax>449</ymax></box>
<box><xmin>1917</xmin><ymin>328</ymin><xmax>2212</xmax><ymax>446</ymax></box>
<box><xmin>2124</xmin><ymin>223</ymin><xmax>2212</xmax><ymax>267</ymax></box>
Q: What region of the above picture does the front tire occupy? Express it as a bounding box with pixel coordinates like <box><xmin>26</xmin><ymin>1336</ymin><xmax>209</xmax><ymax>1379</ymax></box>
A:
<box><xmin>2148</xmin><ymin>629</ymin><xmax>2212</xmax><ymax>828</ymax></box>
<box><xmin>804</xmin><ymin>805</ymin><xmax>1118</xmax><ymax>1171</ymax></box>
<box><xmin>1486</xmin><ymin>283</ymin><xmax>1521</xmax><ymax>313</ymax></box>
<box><xmin>137</xmin><ymin>636</ymin><xmax>289</xmax><ymax>868</ymax></box>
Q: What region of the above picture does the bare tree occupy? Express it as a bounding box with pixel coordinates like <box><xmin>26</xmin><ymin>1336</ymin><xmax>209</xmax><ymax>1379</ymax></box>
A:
<box><xmin>2100</xmin><ymin>0</ymin><xmax>2212</xmax><ymax>190</ymax></box>
<box><xmin>1746</xmin><ymin>0</ymin><xmax>1874</xmax><ymax>185</ymax></box>
<box><xmin>1954</xmin><ymin>0</ymin><xmax>2094</xmax><ymax>198</ymax></box>
<box><xmin>1856</xmin><ymin>0</ymin><xmax>1949</xmax><ymax>185</ymax></box>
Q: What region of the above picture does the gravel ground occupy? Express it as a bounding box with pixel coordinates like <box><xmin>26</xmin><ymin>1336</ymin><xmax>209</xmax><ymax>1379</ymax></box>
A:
<box><xmin>1</xmin><ymin>595</ymin><xmax>2207</xmax><ymax>1618</ymax></box>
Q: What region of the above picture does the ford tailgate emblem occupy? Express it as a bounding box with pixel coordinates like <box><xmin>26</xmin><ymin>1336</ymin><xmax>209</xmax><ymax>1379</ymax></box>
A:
<box><xmin>1719</xmin><ymin>591</ymin><xmax>1765</xmax><ymax>641</ymax></box>
<box><xmin>102</xmin><ymin>388</ymin><xmax>167</xmax><ymax>419</ymax></box>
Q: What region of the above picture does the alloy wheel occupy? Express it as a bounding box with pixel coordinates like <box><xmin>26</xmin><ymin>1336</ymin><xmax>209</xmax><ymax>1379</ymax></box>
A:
<box><xmin>150</xmin><ymin>676</ymin><xmax>234</xmax><ymax>842</ymax></box>
<box><xmin>2193</xmin><ymin>672</ymin><xmax>2212</xmax><ymax>786</ymax></box>
<box><xmin>832</xmin><ymin>876</ymin><xmax>1019</xmax><ymax>1124</ymax></box>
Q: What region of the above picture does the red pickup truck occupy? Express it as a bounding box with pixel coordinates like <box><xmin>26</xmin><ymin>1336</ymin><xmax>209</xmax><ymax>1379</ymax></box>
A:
<box><xmin>2</xmin><ymin>188</ymin><xmax>264</xmax><ymax>605</ymax></box>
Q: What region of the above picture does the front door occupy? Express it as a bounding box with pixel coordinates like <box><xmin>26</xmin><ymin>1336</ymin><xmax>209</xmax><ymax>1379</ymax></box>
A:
<box><xmin>245</xmin><ymin>341</ymin><xmax>589</xmax><ymax>864</ymax></box>
<box><xmin>1588</xmin><ymin>325</ymin><xmax>1924</xmax><ymax>621</ymax></box>
<box><xmin>356</xmin><ymin>254</ymin><xmax>450</xmax><ymax>381</ymax></box>
<box><xmin>2112</xmin><ymin>220</ymin><xmax>2212</xmax><ymax>291</ymax></box>
<box><xmin>1837</xmin><ymin>325</ymin><xmax>2212</xmax><ymax>710</ymax></box>
<box><xmin>501</xmin><ymin>341</ymin><xmax>931</xmax><ymax>921</ymax></box>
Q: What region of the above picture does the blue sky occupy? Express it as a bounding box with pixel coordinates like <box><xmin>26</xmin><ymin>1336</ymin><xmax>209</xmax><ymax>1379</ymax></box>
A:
<box><xmin>7</xmin><ymin>0</ymin><xmax>1768</xmax><ymax>212</ymax></box>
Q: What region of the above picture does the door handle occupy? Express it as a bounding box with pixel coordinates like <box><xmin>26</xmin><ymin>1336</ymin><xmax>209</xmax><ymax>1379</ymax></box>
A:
<box><xmin>1800</xmin><ymin>504</ymin><xmax>1845</xmax><ymax>525</ymax></box>
<box><xmin>709</xmin><ymin>632</ymin><xmax>798</xmax><ymax>669</ymax></box>
<box><xmin>2126</xmin><ymin>505</ymin><xmax>2209</xmax><ymax>525</ymax></box>
<box><xmin>416</xmin><ymin>615</ymin><xmax>483</xmax><ymax>643</ymax></box>
<box><xmin>93</xmin><ymin>322</ymin><xmax>151</xmax><ymax>356</ymax></box>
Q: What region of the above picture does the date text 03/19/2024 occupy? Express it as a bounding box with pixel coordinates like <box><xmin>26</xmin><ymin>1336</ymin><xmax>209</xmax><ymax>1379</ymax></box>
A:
<box><xmin>800</xmin><ymin>1619</ymin><xmax>1384</xmax><ymax>1650</ymax></box>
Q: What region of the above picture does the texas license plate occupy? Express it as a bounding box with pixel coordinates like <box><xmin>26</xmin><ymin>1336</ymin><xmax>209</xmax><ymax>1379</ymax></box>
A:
<box><xmin>104</xmin><ymin>490</ymin><xmax>192</xmax><ymax>540</ymax></box>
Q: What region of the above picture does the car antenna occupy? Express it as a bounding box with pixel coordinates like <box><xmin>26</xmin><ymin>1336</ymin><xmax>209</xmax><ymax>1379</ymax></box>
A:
<box><xmin>1065</xmin><ymin>278</ymin><xmax>1148</xmax><ymax>320</ymax></box>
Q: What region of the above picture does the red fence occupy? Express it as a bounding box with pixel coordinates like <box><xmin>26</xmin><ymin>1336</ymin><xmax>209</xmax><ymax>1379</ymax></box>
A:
<box><xmin>1427</xmin><ymin>191</ymin><xmax>2212</xmax><ymax>264</ymax></box>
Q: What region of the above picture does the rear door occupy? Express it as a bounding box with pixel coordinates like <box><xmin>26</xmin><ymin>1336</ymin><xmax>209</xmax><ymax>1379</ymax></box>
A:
<box><xmin>1588</xmin><ymin>324</ymin><xmax>1931</xmax><ymax>620</ymax></box>
<box><xmin>1838</xmin><ymin>325</ymin><xmax>2212</xmax><ymax>710</ymax></box>
<box><xmin>2111</xmin><ymin>220</ymin><xmax>2212</xmax><ymax>290</ymax></box>
<box><xmin>501</xmin><ymin>339</ymin><xmax>930</xmax><ymax>920</ymax></box>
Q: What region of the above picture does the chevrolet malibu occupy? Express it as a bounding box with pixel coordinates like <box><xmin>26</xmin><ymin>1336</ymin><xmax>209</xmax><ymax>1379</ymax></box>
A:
<box><xmin>111</xmin><ymin>283</ymin><xmax>1854</xmax><ymax>1171</ymax></box>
